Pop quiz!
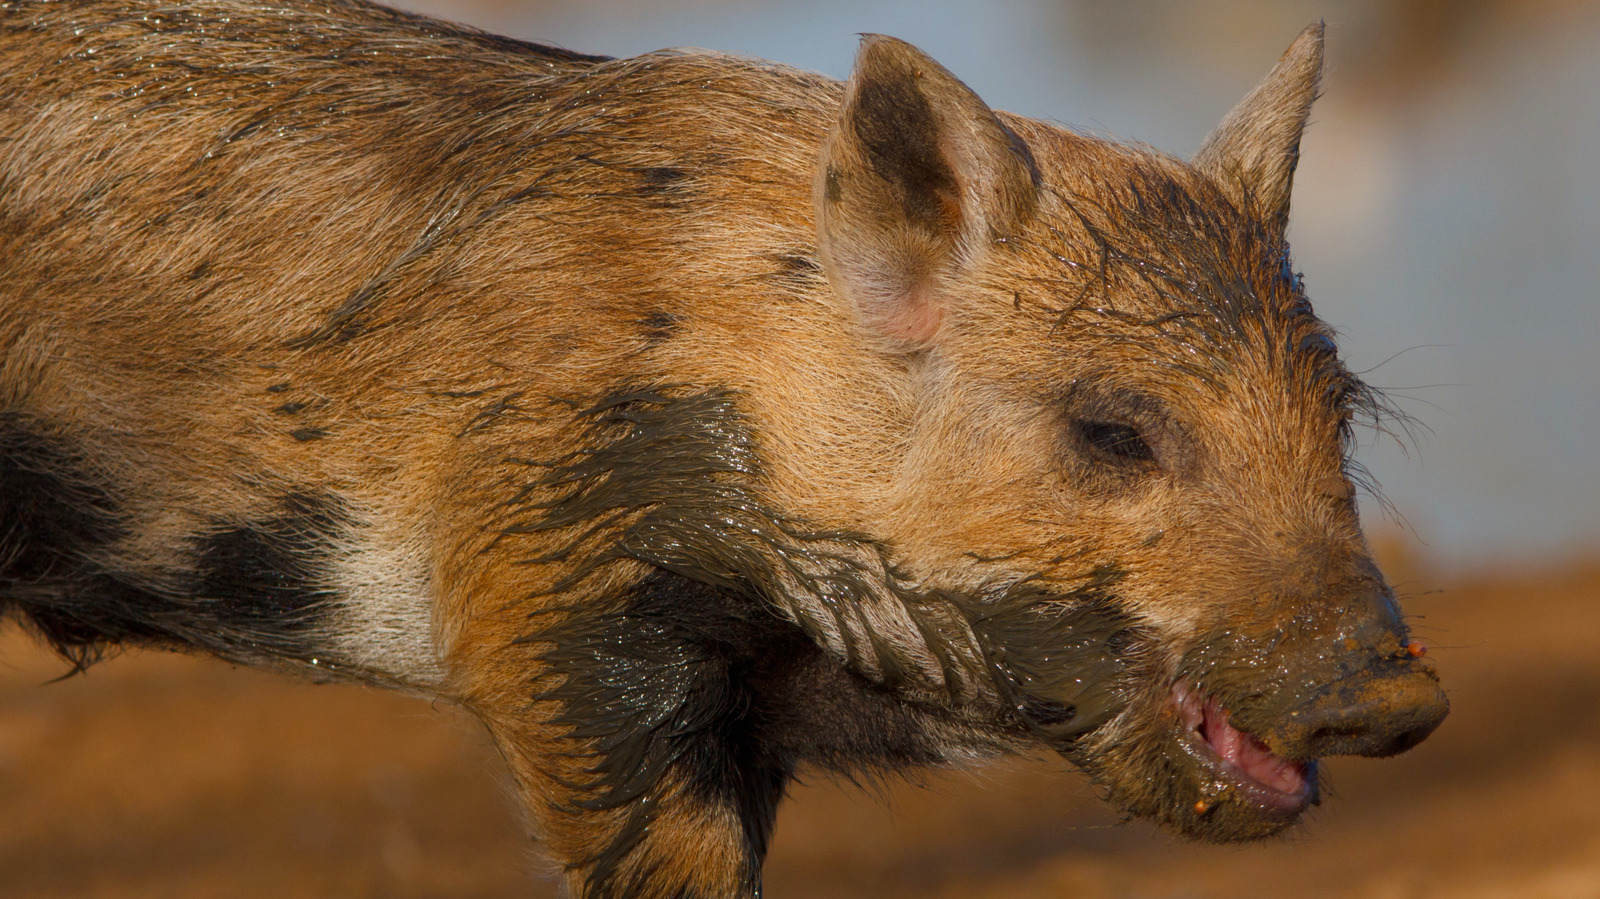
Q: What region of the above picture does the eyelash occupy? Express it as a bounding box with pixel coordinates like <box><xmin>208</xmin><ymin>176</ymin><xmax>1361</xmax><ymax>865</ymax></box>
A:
<box><xmin>1076</xmin><ymin>420</ymin><xmax>1155</xmax><ymax>464</ymax></box>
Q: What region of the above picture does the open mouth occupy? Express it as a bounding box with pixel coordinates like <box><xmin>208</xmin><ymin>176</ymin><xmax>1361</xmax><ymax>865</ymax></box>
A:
<box><xmin>1172</xmin><ymin>684</ymin><xmax>1316</xmax><ymax>817</ymax></box>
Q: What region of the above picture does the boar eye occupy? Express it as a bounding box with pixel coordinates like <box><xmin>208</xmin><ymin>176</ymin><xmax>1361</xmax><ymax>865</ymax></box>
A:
<box><xmin>1077</xmin><ymin>420</ymin><xmax>1154</xmax><ymax>463</ymax></box>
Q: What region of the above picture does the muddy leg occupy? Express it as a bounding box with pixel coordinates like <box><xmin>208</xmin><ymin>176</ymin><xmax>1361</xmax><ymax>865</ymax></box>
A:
<box><xmin>458</xmin><ymin>574</ymin><xmax>789</xmax><ymax>898</ymax></box>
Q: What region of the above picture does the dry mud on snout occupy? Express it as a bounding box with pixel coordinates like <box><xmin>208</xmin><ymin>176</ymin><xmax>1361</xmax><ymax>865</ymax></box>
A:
<box><xmin>0</xmin><ymin>559</ymin><xmax>1595</xmax><ymax>898</ymax></box>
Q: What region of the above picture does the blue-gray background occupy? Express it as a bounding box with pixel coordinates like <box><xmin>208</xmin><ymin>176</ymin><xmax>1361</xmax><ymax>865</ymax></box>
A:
<box><xmin>399</xmin><ymin>0</ymin><xmax>1600</xmax><ymax>568</ymax></box>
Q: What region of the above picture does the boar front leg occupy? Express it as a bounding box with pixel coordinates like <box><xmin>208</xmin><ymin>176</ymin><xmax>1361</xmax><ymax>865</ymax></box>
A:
<box><xmin>454</xmin><ymin>564</ymin><xmax>946</xmax><ymax>898</ymax></box>
<box><xmin>455</xmin><ymin>569</ymin><xmax>794</xmax><ymax>899</ymax></box>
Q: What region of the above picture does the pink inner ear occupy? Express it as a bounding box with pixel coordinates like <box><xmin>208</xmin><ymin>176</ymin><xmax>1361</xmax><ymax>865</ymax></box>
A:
<box><xmin>862</xmin><ymin>280</ymin><xmax>945</xmax><ymax>347</ymax></box>
<box><xmin>819</xmin><ymin>225</ymin><xmax>952</xmax><ymax>349</ymax></box>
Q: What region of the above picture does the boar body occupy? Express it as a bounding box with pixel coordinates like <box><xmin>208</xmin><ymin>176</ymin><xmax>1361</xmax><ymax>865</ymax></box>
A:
<box><xmin>0</xmin><ymin>2</ymin><xmax>1446</xmax><ymax>896</ymax></box>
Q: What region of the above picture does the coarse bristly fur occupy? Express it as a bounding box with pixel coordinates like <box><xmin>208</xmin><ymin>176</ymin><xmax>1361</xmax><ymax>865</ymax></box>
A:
<box><xmin>0</xmin><ymin>3</ymin><xmax>1447</xmax><ymax>896</ymax></box>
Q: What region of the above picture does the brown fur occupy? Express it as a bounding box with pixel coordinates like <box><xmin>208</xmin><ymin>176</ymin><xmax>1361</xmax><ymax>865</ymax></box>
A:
<box><xmin>0</xmin><ymin>4</ymin><xmax>1445</xmax><ymax>896</ymax></box>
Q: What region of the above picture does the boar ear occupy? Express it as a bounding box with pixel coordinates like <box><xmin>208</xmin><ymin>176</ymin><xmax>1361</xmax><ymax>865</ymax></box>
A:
<box><xmin>1194</xmin><ymin>22</ymin><xmax>1324</xmax><ymax>232</ymax></box>
<box><xmin>816</xmin><ymin>35</ymin><xmax>1040</xmax><ymax>348</ymax></box>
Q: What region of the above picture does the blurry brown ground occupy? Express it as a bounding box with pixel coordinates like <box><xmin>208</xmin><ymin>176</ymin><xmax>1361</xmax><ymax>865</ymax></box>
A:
<box><xmin>4</xmin><ymin>553</ymin><xmax>1599</xmax><ymax>898</ymax></box>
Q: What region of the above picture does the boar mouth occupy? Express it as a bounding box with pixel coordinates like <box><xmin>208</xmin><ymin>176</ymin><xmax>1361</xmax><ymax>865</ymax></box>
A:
<box><xmin>1171</xmin><ymin>684</ymin><xmax>1317</xmax><ymax>819</ymax></box>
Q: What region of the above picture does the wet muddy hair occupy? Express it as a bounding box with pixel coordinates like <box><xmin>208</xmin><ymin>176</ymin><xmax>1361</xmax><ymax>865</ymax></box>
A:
<box><xmin>492</xmin><ymin>386</ymin><xmax>1153</xmax><ymax>893</ymax></box>
<box><xmin>504</xmin><ymin>386</ymin><xmax>1141</xmax><ymax>705</ymax></box>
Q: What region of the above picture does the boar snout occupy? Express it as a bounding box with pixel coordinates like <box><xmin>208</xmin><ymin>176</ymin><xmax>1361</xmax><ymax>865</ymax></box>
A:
<box><xmin>1260</xmin><ymin>579</ymin><xmax>1448</xmax><ymax>761</ymax></box>
<box><xmin>1220</xmin><ymin>580</ymin><xmax>1449</xmax><ymax>766</ymax></box>
<box><xmin>1130</xmin><ymin>575</ymin><xmax>1448</xmax><ymax>842</ymax></box>
<box><xmin>1280</xmin><ymin>652</ymin><xmax>1448</xmax><ymax>760</ymax></box>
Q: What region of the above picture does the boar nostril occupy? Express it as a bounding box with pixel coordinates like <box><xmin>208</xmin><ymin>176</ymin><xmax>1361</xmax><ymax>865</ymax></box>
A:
<box><xmin>1298</xmin><ymin>709</ymin><xmax>1398</xmax><ymax>757</ymax></box>
<box><xmin>1308</xmin><ymin>723</ymin><xmax>1367</xmax><ymax>744</ymax></box>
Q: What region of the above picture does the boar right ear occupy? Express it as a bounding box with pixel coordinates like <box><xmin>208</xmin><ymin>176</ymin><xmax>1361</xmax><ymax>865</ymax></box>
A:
<box><xmin>1194</xmin><ymin>23</ymin><xmax>1324</xmax><ymax>233</ymax></box>
<box><xmin>816</xmin><ymin>35</ymin><xmax>1039</xmax><ymax>349</ymax></box>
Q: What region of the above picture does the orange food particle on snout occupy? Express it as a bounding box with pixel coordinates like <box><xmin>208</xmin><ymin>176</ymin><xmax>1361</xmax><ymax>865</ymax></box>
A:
<box><xmin>1405</xmin><ymin>641</ymin><xmax>1428</xmax><ymax>658</ymax></box>
<box><xmin>1193</xmin><ymin>800</ymin><xmax>1210</xmax><ymax>816</ymax></box>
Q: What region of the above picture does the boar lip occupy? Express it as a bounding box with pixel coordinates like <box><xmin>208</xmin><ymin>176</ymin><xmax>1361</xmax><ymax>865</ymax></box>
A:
<box><xmin>1172</xmin><ymin>685</ymin><xmax>1316</xmax><ymax>816</ymax></box>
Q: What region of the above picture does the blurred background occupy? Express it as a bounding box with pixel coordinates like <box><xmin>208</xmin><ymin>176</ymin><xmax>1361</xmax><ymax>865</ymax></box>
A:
<box><xmin>3</xmin><ymin>1</ymin><xmax>1598</xmax><ymax>897</ymax></box>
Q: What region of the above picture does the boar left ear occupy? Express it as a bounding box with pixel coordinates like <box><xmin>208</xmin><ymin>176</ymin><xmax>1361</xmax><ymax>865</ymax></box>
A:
<box><xmin>1194</xmin><ymin>22</ymin><xmax>1324</xmax><ymax>233</ymax></box>
<box><xmin>816</xmin><ymin>35</ymin><xmax>1040</xmax><ymax>349</ymax></box>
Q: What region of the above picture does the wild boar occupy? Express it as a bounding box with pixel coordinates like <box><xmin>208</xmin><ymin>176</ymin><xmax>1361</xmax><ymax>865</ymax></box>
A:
<box><xmin>0</xmin><ymin>1</ymin><xmax>1447</xmax><ymax>896</ymax></box>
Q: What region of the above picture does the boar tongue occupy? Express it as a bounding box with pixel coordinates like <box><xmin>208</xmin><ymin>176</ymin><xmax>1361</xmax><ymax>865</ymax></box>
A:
<box><xmin>1176</xmin><ymin>688</ymin><xmax>1308</xmax><ymax>803</ymax></box>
